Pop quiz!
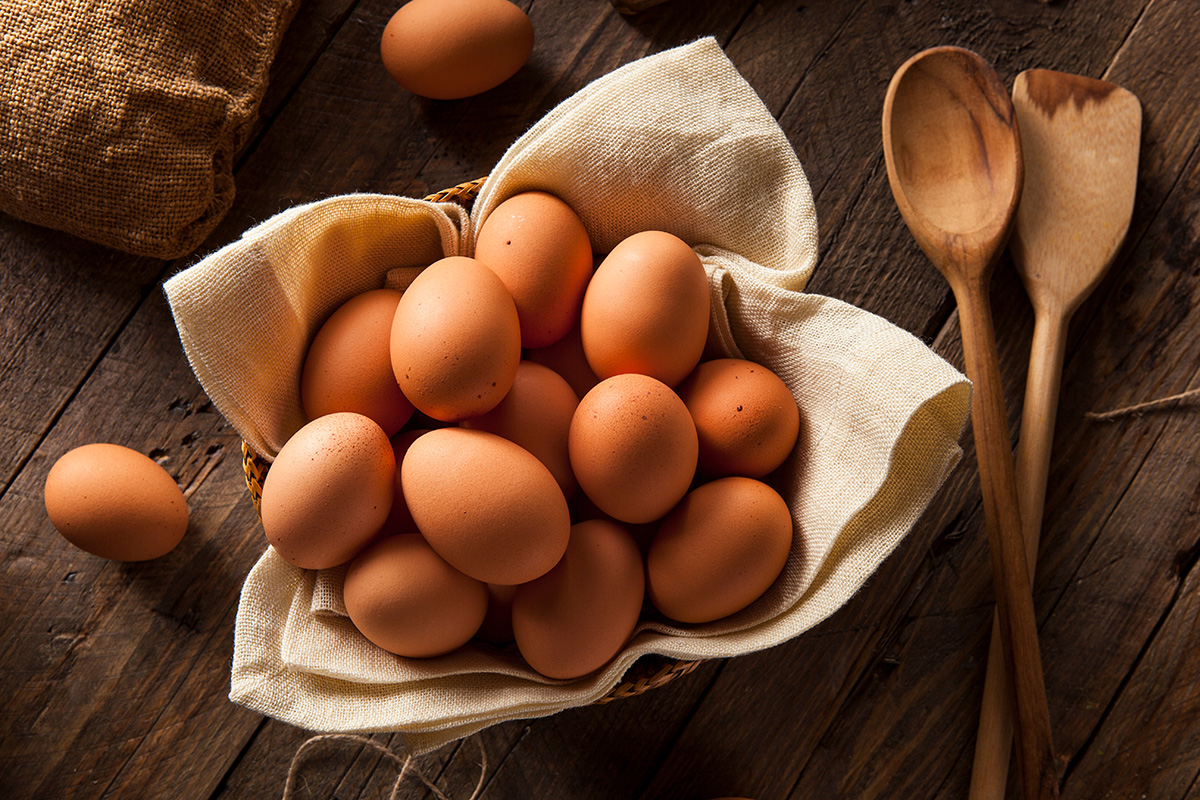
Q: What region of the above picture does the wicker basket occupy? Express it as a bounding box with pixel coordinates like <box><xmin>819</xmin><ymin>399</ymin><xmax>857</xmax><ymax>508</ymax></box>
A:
<box><xmin>240</xmin><ymin>177</ymin><xmax>701</xmax><ymax>705</ymax></box>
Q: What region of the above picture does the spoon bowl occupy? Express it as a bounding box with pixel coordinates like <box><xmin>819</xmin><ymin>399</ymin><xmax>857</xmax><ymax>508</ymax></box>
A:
<box><xmin>883</xmin><ymin>46</ymin><xmax>1023</xmax><ymax>285</ymax></box>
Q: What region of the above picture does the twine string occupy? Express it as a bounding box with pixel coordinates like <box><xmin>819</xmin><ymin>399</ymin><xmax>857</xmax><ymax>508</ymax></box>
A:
<box><xmin>1085</xmin><ymin>386</ymin><xmax>1200</xmax><ymax>421</ymax></box>
<box><xmin>282</xmin><ymin>733</ymin><xmax>488</xmax><ymax>800</ymax></box>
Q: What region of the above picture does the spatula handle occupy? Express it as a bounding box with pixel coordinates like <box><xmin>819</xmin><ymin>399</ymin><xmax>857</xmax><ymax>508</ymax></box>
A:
<box><xmin>970</xmin><ymin>312</ymin><xmax>1068</xmax><ymax>800</ymax></box>
<box><xmin>956</xmin><ymin>281</ymin><xmax>1060</xmax><ymax>800</ymax></box>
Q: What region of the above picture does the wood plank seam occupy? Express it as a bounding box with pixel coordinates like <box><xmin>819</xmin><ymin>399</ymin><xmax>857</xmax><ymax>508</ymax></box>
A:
<box><xmin>0</xmin><ymin>277</ymin><xmax>170</xmax><ymax>499</ymax></box>
<box><xmin>773</xmin><ymin>0</ymin><xmax>872</xmax><ymax>121</ymax></box>
<box><xmin>817</xmin><ymin>152</ymin><xmax>886</xmax><ymax>266</ymax></box>
<box><xmin>1102</xmin><ymin>0</ymin><xmax>1155</xmax><ymax>81</ymax></box>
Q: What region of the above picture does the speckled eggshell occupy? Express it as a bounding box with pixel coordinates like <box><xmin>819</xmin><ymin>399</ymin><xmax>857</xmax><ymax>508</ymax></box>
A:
<box><xmin>511</xmin><ymin>519</ymin><xmax>644</xmax><ymax>679</ymax></box>
<box><xmin>390</xmin><ymin>256</ymin><xmax>521</xmax><ymax>422</ymax></box>
<box><xmin>568</xmin><ymin>373</ymin><xmax>698</xmax><ymax>524</ymax></box>
<box><xmin>461</xmin><ymin>360</ymin><xmax>579</xmax><ymax>497</ymax></box>
<box><xmin>647</xmin><ymin>476</ymin><xmax>793</xmax><ymax>624</ymax></box>
<box><xmin>344</xmin><ymin>533</ymin><xmax>488</xmax><ymax>657</ymax></box>
<box><xmin>301</xmin><ymin>288</ymin><xmax>414</xmax><ymax>436</ymax></box>
<box><xmin>402</xmin><ymin>427</ymin><xmax>570</xmax><ymax>585</ymax></box>
<box><xmin>525</xmin><ymin>319</ymin><xmax>599</xmax><ymax>400</ymax></box>
<box><xmin>260</xmin><ymin>412</ymin><xmax>395</xmax><ymax>569</ymax></box>
<box><xmin>580</xmin><ymin>230</ymin><xmax>710</xmax><ymax>387</ymax></box>
<box><xmin>474</xmin><ymin>191</ymin><xmax>593</xmax><ymax>348</ymax></box>
<box><xmin>677</xmin><ymin>358</ymin><xmax>801</xmax><ymax>478</ymax></box>
<box><xmin>44</xmin><ymin>443</ymin><xmax>188</xmax><ymax>561</ymax></box>
<box><xmin>380</xmin><ymin>0</ymin><xmax>534</xmax><ymax>100</ymax></box>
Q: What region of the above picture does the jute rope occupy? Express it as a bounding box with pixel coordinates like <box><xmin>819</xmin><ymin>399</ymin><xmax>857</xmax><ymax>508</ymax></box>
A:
<box><xmin>282</xmin><ymin>733</ymin><xmax>487</xmax><ymax>800</ymax></box>
<box><xmin>1085</xmin><ymin>386</ymin><xmax>1200</xmax><ymax>421</ymax></box>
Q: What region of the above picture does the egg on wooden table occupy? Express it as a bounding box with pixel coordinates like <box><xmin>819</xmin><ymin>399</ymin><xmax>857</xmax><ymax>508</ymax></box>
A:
<box><xmin>380</xmin><ymin>0</ymin><xmax>534</xmax><ymax>100</ymax></box>
<box><xmin>44</xmin><ymin>443</ymin><xmax>188</xmax><ymax>561</ymax></box>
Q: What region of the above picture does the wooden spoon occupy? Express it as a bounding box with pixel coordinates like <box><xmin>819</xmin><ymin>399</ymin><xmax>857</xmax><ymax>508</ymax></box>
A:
<box><xmin>968</xmin><ymin>69</ymin><xmax>1142</xmax><ymax>800</ymax></box>
<box><xmin>882</xmin><ymin>46</ymin><xmax>1059</xmax><ymax>800</ymax></box>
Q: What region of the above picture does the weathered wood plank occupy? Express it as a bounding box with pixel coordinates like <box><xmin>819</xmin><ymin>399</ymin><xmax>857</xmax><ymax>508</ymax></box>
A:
<box><xmin>0</xmin><ymin>225</ymin><xmax>164</xmax><ymax>494</ymax></box>
<box><xmin>1054</xmin><ymin>380</ymin><xmax>1200</xmax><ymax>798</ymax></box>
<box><xmin>3</xmin><ymin>1</ymin><xmax>1198</xmax><ymax>799</ymax></box>
<box><xmin>251</xmin><ymin>0</ymin><xmax>362</xmax><ymax>133</ymax></box>
<box><xmin>0</xmin><ymin>292</ymin><xmax>265</xmax><ymax>798</ymax></box>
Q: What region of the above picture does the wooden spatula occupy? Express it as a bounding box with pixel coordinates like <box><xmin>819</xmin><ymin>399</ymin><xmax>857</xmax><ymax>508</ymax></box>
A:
<box><xmin>968</xmin><ymin>69</ymin><xmax>1142</xmax><ymax>800</ymax></box>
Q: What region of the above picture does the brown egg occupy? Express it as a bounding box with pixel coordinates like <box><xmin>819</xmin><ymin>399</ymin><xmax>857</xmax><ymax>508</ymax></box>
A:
<box><xmin>461</xmin><ymin>361</ymin><xmax>578</xmax><ymax>496</ymax></box>
<box><xmin>380</xmin><ymin>0</ymin><xmax>534</xmax><ymax>100</ymax></box>
<box><xmin>377</xmin><ymin>428</ymin><xmax>429</xmax><ymax>537</ymax></box>
<box><xmin>677</xmin><ymin>358</ymin><xmax>801</xmax><ymax>478</ymax></box>
<box><xmin>260</xmin><ymin>412</ymin><xmax>395</xmax><ymax>570</ymax></box>
<box><xmin>568</xmin><ymin>373</ymin><xmax>697</xmax><ymax>524</ymax></box>
<box><xmin>402</xmin><ymin>427</ymin><xmax>570</xmax><ymax>584</ymax></box>
<box><xmin>476</xmin><ymin>583</ymin><xmax>517</xmax><ymax>644</ymax></box>
<box><xmin>44</xmin><ymin>443</ymin><xmax>188</xmax><ymax>561</ymax></box>
<box><xmin>580</xmin><ymin>230</ymin><xmax>710</xmax><ymax>387</ymax></box>
<box><xmin>301</xmin><ymin>288</ymin><xmax>414</xmax><ymax>436</ymax></box>
<box><xmin>344</xmin><ymin>534</ymin><xmax>488</xmax><ymax>657</ymax></box>
<box><xmin>390</xmin><ymin>256</ymin><xmax>521</xmax><ymax>422</ymax></box>
<box><xmin>512</xmin><ymin>519</ymin><xmax>644</xmax><ymax>679</ymax></box>
<box><xmin>647</xmin><ymin>477</ymin><xmax>793</xmax><ymax>624</ymax></box>
<box><xmin>474</xmin><ymin>191</ymin><xmax>593</xmax><ymax>348</ymax></box>
<box><xmin>524</xmin><ymin>319</ymin><xmax>599</xmax><ymax>399</ymax></box>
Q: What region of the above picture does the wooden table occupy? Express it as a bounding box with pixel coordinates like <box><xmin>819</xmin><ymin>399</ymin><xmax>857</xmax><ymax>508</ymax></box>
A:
<box><xmin>4</xmin><ymin>1</ymin><xmax>1199</xmax><ymax>797</ymax></box>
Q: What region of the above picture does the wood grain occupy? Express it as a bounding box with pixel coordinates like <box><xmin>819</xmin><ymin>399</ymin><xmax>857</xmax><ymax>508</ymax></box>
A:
<box><xmin>3</xmin><ymin>0</ymin><xmax>1200</xmax><ymax>798</ymax></box>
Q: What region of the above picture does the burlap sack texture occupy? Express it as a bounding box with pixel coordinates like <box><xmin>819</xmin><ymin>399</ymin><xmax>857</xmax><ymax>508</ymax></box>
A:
<box><xmin>0</xmin><ymin>0</ymin><xmax>299</xmax><ymax>258</ymax></box>
<box><xmin>165</xmin><ymin>38</ymin><xmax>973</xmax><ymax>753</ymax></box>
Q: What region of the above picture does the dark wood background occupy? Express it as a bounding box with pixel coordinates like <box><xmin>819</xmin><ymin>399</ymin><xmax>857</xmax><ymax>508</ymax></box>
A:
<box><xmin>3</xmin><ymin>0</ymin><xmax>1199</xmax><ymax>797</ymax></box>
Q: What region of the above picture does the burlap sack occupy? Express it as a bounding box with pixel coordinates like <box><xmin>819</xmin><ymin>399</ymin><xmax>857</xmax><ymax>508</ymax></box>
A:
<box><xmin>0</xmin><ymin>0</ymin><xmax>299</xmax><ymax>258</ymax></box>
<box><xmin>165</xmin><ymin>37</ymin><xmax>971</xmax><ymax>754</ymax></box>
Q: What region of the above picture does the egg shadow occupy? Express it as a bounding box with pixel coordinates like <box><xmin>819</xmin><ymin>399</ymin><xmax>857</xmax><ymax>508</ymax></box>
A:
<box><xmin>116</xmin><ymin>493</ymin><xmax>264</xmax><ymax>641</ymax></box>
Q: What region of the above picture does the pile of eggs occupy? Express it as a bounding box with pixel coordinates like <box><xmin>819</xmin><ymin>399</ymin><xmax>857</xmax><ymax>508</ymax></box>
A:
<box><xmin>263</xmin><ymin>191</ymin><xmax>802</xmax><ymax>680</ymax></box>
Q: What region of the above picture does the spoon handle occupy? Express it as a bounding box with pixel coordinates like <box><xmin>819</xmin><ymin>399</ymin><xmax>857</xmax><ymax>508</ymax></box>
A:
<box><xmin>955</xmin><ymin>281</ymin><xmax>1060</xmax><ymax>800</ymax></box>
<box><xmin>969</xmin><ymin>310</ymin><xmax>1068</xmax><ymax>800</ymax></box>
